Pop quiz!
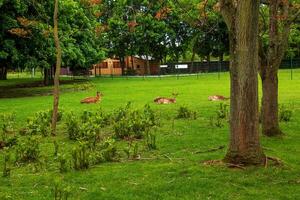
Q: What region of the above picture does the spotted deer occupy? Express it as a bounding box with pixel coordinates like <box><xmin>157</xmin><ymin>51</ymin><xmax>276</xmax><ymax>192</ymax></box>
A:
<box><xmin>154</xmin><ymin>92</ymin><xmax>178</xmax><ymax>104</ymax></box>
<box><xmin>80</xmin><ymin>92</ymin><xmax>103</xmax><ymax>104</ymax></box>
<box><xmin>208</xmin><ymin>95</ymin><xmax>229</xmax><ymax>101</ymax></box>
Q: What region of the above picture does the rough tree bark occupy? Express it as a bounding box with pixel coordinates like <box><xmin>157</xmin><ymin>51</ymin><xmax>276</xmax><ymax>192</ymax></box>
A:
<box><xmin>0</xmin><ymin>64</ymin><xmax>7</xmax><ymax>80</ymax></box>
<box><xmin>51</xmin><ymin>0</ymin><xmax>62</xmax><ymax>136</ymax></box>
<box><xmin>220</xmin><ymin>0</ymin><xmax>265</xmax><ymax>165</ymax></box>
<box><xmin>258</xmin><ymin>0</ymin><xmax>298</xmax><ymax>137</ymax></box>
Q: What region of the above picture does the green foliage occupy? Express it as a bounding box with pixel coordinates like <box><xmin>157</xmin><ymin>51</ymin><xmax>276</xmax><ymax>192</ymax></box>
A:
<box><xmin>176</xmin><ymin>106</ymin><xmax>197</xmax><ymax>120</ymax></box>
<box><xmin>279</xmin><ymin>104</ymin><xmax>293</xmax><ymax>122</ymax></box>
<box><xmin>58</xmin><ymin>153</ymin><xmax>69</xmax><ymax>173</ymax></box>
<box><xmin>0</xmin><ymin>113</ymin><xmax>16</xmax><ymax>143</ymax></box>
<box><xmin>53</xmin><ymin>178</ymin><xmax>72</xmax><ymax>200</ymax></box>
<box><xmin>146</xmin><ymin>132</ymin><xmax>157</xmax><ymax>150</ymax></box>
<box><xmin>65</xmin><ymin>109</ymin><xmax>111</xmax><ymax>143</ymax></box>
<box><xmin>98</xmin><ymin>138</ymin><xmax>117</xmax><ymax>162</ymax></box>
<box><xmin>209</xmin><ymin>103</ymin><xmax>229</xmax><ymax>128</ymax></box>
<box><xmin>15</xmin><ymin>136</ymin><xmax>40</xmax><ymax>163</ymax></box>
<box><xmin>72</xmin><ymin>142</ymin><xmax>90</xmax><ymax>170</ymax></box>
<box><xmin>113</xmin><ymin>103</ymin><xmax>158</xmax><ymax>139</ymax></box>
<box><xmin>2</xmin><ymin>149</ymin><xmax>11</xmax><ymax>177</ymax></box>
<box><xmin>25</xmin><ymin>109</ymin><xmax>63</xmax><ymax>137</ymax></box>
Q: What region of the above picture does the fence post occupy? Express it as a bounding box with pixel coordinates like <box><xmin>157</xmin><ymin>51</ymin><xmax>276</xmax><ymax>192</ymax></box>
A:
<box><xmin>290</xmin><ymin>56</ymin><xmax>293</xmax><ymax>80</ymax></box>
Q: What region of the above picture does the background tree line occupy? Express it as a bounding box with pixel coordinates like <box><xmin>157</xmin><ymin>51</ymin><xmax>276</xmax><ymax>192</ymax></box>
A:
<box><xmin>1</xmin><ymin>0</ymin><xmax>299</xmax><ymax>81</ymax></box>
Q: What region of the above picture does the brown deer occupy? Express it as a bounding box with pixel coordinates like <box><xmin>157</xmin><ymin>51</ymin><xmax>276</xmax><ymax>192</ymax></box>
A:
<box><xmin>154</xmin><ymin>92</ymin><xmax>178</xmax><ymax>104</ymax></box>
<box><xmin>208</xmin><ymin>95</ymin><xmax>229</xmax><ymax>101</ymax></box>
<box><xmin>80</xmin><ymin>92</ymin><xmax>103</xmax><ymax>104</ymax></box>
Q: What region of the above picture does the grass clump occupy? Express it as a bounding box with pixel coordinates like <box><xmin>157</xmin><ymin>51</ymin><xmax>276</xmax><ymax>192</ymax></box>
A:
<box><xmin>176</xmin><ymin>106</ymin><xmax>197</xmax><ymax>120</ymax></box>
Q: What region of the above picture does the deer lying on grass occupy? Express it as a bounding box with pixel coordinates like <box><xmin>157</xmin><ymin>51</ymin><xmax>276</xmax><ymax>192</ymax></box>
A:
<box><xmin>80</xmin><ymin>92</ymin><xmax>103</xmax><ymax>104</ymax></box>
<box><xmin>154</xmin><ymin>92</ymin><xmax>178</xmax><ymax>104</ymax></box>
<box><xmin>208</xmin><ymin>95</ymin><xmax>229</xmax><ymax>101</ymax></box>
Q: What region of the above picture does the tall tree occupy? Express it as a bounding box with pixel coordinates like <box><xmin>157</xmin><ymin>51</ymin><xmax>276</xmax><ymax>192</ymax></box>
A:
<box><xmin>219</xmin><ymin>0</ymin><xmax>265</xmax><ymax>165</ymax></box>
<box><xmin>259</xmin><ymin>0</ymin><xmax>300</xmax><ymax>137</ymax></box>
<box><xmin>51</xmin><ymin>0</ymin><xmax>62</xmax><ymax>136</ymax></box>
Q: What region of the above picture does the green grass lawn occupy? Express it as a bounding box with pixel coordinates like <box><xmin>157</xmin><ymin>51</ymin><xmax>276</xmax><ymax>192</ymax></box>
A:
<box><xmin>0</xmin><ymin>70</ymin><xmax>300</xmax><ymax>200</ymax></box>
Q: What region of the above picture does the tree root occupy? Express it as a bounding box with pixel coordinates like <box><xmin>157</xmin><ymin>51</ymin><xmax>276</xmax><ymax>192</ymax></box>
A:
<box><xmin>202</xmin><ymin>160</ymin><xmax>245</xmax><ymax>170</ymax></box>
<box><xmin>194</xmin><ymin>145</ymin><xmax>225</xmax><ymax>154</ymax></box>
<box><xmin>265</xmin><ymin>156</ymin><xmax>284</xmax><ymax>167</ymax></box>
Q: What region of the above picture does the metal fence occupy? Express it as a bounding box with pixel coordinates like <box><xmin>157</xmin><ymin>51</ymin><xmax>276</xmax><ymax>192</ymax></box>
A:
<box><xmin>162</xmin><ymin>58</ymin><xmax>300</xmax><ymax>75</ymax></box>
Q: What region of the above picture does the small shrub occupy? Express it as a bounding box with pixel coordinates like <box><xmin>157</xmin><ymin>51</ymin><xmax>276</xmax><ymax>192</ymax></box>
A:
<box><xmin>279</xmin><ymin>104</ymin><xmax>293</xmax><ymax>122</ymax></box>
<box><xmin>124</xmin><ymin>142</ymin><xmax>139</xmax><ymax>159</ymax></box>
<box><xmin>113</xmin><ymin>104</ymin><xmax>158</xmax><ymax>139</ymax></box>
<box><xmin>176</xmin><ymin>106</ymin><xmax>197</xmax><ymax>120</ymax></box>
<box><xmin>58</xmin><ymin>153</ymin><xmax>69</xmax><ymax>173</ymax></box>
<box><xmin>72</xmin><ymin>143</ymin><xmax>90</xmax><ymax>170</ymax></box>
<box><xmin>53</xmin><ymin>178</ymin><xmax>72</xmax><ymax>200</ymax></box>
<box><xmin>66</xmin><ymin>109</ymin><xmax>111</xmax><ymax>143</ymax></box>
<box><xmin>0</xmin><ymin>113</ymin><xmax>16</xmax><ymax>146</ymax></box>
<box><xmin>15</xmin><ymin>136</ymin><xmax>40</xmax><ymax>163</ymax></box>
<box><xmin>209</xmin><ymin>116</ymin><xmax>225</xmax><ymax>128</ymax></box>
<box><xmin>25</xmin><ymin>109</ymin><xmax>63</xmax><ymax>137</ymax></box>
<box><xmin>2</xmin><ymin>149</ymin><xmax>11</xmax><ymax>177</ymax></box>
<box><xmin>100</xmin><ymin>138</ymin><xmax>117</xmax><ymax>162</ymax></box>
<box><xmin>209</xmin><ymin>103</ymin><xmax>229</xmax><ymax>128</ymax></box>
<box><xmin>65</xmin><ymin>112</ymin><xmax>80</xmax><ymax>140</ymax></box>
<box><xmin>146</xmin><ymin>132</ymin><xmax>157</xmax><ymax>150</ymax></box>
<box><xmin>216</xmin><ymin>103</ymin><xmax>229</xmax><ymax>119</ymax></box>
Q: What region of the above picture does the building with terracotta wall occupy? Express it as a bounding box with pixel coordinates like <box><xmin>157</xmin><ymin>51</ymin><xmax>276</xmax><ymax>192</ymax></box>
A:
<box><xmin>91</xmin><ymin>56</ymin><xmax>160</xmax><ymax>76</ymax></box>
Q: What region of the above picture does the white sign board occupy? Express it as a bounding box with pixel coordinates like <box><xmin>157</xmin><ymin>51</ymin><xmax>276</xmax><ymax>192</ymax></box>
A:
<box><xmin>175</xmin><ymin>64</ymin><xmax>188</xmax><ymax>69</ymax></box>
<box><xmin>160</xmin><ymin>65</ymin><xmax>168</xmax><ymax>68</ymax></box>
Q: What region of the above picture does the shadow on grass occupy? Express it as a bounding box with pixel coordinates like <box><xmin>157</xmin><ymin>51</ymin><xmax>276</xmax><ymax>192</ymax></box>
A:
<box><xmin>0</xmin><ymin>79</ymin><xmax>90</xmax><ymax>98</ymax></box>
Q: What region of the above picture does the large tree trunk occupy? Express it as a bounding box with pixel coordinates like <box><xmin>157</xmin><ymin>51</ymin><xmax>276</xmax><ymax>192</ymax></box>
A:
<box><xmin>261</xmin><ymin>69</ymin><xmax>282</xmax><ymax>136</ymax></box>
<box><xmin>220</xmin><ymin>0</ymin><xmax>265</xmax><ymax>165</ymax></box>
<box><xmin>51</xmin><ymin>0</ymin><xmax>62</xmax><ymax>136</ymax></box>
<box><xmin>0</xmin><ymin>65</ymin><xmax>7</xmax><ymax>80</ymax></box>
<box><xmin>258</xmin><ymin>0</ymin><xmax>291</xmax><ymax>137</ymax></box>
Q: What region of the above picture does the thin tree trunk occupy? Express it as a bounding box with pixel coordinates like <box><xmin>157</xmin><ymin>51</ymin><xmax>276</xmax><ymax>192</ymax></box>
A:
<box><xmin>220</xmin><ymin>0</ymin><xmax>265</xmax><ymax>165</ymax></box>
<box><xmin>44</xmin><ymin>68</ymin><xmax>50</xmax><ymax>86</ymax></box>
<box><xmin>0</xmin><ymin>65</ymin><xmax>7</xmax><ymax>80</ymax></box>
<box><xmin>206</xmin><ymin>55</ymin><xmax>211</xmax><ymax>71</ymax></box>
<box><xmin>261</xmin><ymin>69</ymin><xmax>282</xmax><ymax>136</ymax></box>
<box><xmin>146</xmin><ymin>54</ymin><xmax>150</xmax><ymax>75</ymax></box>
<box><xmin>190</xmin><ymin>50</ymin><xmax>196</xmax><ymax>73</ymax></box>
<box><xmin>51</xmin><ymin>0</ymin><xmax>62</xmax><ymax>136</ymax></box>
<box><xmin>120</xmin><ymin>56</ymin><xmax>126</xmax><ymax>75</ymax></box>
<box><xmin>131</xmin><ymin>55</ymin><xmax>134</xmax><ymax>69</ymax></box>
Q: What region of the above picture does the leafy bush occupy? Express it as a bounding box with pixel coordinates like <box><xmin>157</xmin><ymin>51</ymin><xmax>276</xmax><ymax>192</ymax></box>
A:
<box><xmin>176</xmin><ymin>106</ymin><xmax>197</xmax><ymax>120</ymax></box>
<box><xmin>98</xmin><ymin>138</ymin><xmax>117</xmax><ymax>162</ymax></box>
<box><xmin>72</xmin><ymin>143</ymin><xmax>90</xmax><ymax>170</ymax></box>
<box><xmin>58</xmin><ymin>153</ymin><xmax>69</xmax><ymax>173</ymax></box>
<box><xmin>279</xmin><ymin>104</ymin><xmax>293</xmax><ymax>122</ymax></box>
<box><xmin>66</xmin><ymin>109</ymin><xmax>111</xmax><ymax>142</ymax></box>
<box><xmin>0</xmin><ymin>113</ymin><xmax>16</xmax><ymax>146</ymax></box>
<box><xmin>53</xmin><ymin>178</ymin><xmax>72</xmax><ymax>200</ymax></box>
<box><xmin>25</xmin><ymin>109</ymin><xmax>63</xmax><ymax>137</ymax></box>
<box><xmin>113</xmin><ymin>104</ymin><xmax>158</xmax><ymax>139</ymax></box>
<box><xmin>15</xmin><ymin>136</ymin><xmax>40</xmax><ymax>163</ymax></box>
<box><xmin>146</xmin><ymin>132</ymin><xmax>157</xmax><ymax>150</ymax></box>
<box><xmin>209</xmin><ymin>103</ymin><xmax>229</xmax><ymax>128</ymax></box>
<box><xmin>2</xmin><ymin>149</ymin><xmax>11</xmax><ymax>177</ymax></box>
